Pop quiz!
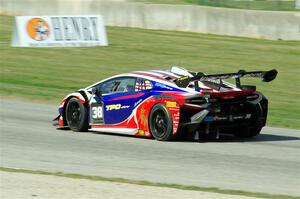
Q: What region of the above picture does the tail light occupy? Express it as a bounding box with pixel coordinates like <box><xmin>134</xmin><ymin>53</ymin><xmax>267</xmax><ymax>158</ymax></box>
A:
<box><xmin>246</xmin><ymin>94</ymin><xmax>259</xmax><ymax>100</ymax></box>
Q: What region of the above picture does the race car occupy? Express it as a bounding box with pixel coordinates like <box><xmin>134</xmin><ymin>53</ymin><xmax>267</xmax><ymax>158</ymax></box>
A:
<box><xmin>53</xmin><ymin>66</ymin><xmax>277</xmax><ymax>141</ymax></box>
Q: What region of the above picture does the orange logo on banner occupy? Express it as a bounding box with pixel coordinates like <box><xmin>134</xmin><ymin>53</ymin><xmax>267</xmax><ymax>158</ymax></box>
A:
<box><xmin>26</xmin><ymin>18</ymin><xmax>50</xmax><ymax>41</ymax></box>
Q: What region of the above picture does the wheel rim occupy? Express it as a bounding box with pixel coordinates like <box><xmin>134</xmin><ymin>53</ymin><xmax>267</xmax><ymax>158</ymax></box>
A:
<box><xmin>152</xmin><ymin>109</ymin><xmax>168</xmax><ymax>138</ymax></box>
<box><xmin>67</xmin><ymin>101</ymin><xmax>81</xmax><ymax>127</ymax></box>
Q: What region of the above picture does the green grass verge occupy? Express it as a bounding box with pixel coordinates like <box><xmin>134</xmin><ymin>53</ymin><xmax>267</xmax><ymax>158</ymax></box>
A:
<box><xmin>1</xmin><ymin>167</ymin><xmax>299</xmax><ymax>199</ymax></box>
<box><xmin>0</xmin><ymin>15</ymin><xmax>300</xmax><ymax>129</ymax></box>
<box><xmin>132</xmin><ymin>0</ymin><xmax>298</xmax><ymax>11</ymax></box>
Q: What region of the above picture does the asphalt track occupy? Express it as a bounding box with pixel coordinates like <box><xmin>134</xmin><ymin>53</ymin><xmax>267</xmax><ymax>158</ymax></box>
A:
<box><xmin>0</xmin><ymin>99</ymin><xmax>299</xmax><ymax>196</ymax></box>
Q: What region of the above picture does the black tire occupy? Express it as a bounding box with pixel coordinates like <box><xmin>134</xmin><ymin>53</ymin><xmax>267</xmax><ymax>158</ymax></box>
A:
<box><xmin>65</xmin><ymin>97</ymin><xmax>89</xmax><ymax>132</ymax></box>
<box><xmin>234</xmin><ymin>125</ymin><xmax>262</xmax><ymax>138</ymax></box>
<box><xmin>149</xmin><ymin>103</ymin><xmax>173</xmax><ymax>141</ymax></box>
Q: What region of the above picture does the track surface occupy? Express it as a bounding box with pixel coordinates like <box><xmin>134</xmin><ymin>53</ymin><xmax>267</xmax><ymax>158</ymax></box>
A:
<box><xmin>0</xmin><ymin>99</ymin><xmax>299</xmax><ymax>196</ymax></box>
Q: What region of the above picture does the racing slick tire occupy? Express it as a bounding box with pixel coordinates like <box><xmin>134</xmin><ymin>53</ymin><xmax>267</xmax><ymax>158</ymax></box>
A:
<box><xmin>149</xmin><ymin>103</ymin><xmax>174</xmax><ymax>141</ymax></box>
<box><xmin>65</xmin><ymin>97</ymin><xmax>89</xmax><ymax>132</ymax></box>
<box><xmin>234</xmin><ymin>124</ymin><xmax>263</xmax><ymax>138</ymax></box>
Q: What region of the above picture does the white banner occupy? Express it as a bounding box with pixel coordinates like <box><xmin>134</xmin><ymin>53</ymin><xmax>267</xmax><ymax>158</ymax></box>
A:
<box><xmin>12</xmin><ymin>15</ymin><xmax>108</xmax><ymax>47</ymax></box>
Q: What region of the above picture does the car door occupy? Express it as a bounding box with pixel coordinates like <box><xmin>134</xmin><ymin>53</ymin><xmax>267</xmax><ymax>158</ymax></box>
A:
<box><xmin>102</xmin><ymin>77</ymin><xmax>138</xmax><ymax>125</ymax></box>
<box><xmin>90</xmin><ymin>77</ymin><xmax>150</xmax><ymax>126</ymax></box>
<box><xmin>90</xmin><ymin>78</ymin><xmax>117</xmax><ymax>125</ymax></box>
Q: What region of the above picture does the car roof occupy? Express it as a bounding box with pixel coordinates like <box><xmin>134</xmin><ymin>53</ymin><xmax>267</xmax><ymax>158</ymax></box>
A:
<box><xmin>86</xmin><ymin>67</ymin><xmax>186</xmax><ymax>89</ymax></box>
<box><xmin>85</xmin><ymin>67</ymin><xmax>223</xmax><ymax>92</ymax></box>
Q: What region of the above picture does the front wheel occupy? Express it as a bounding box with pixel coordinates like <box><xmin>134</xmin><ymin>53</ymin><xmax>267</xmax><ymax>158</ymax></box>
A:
<box><xmin>149</xmin><ymin>104</ymin><xmax>173</xmax><ymax>141</ymax></box>
<box><xmin>65</xmin><ymin>97</ymin><xmax>89</xmax><ymax>132</ymax></box>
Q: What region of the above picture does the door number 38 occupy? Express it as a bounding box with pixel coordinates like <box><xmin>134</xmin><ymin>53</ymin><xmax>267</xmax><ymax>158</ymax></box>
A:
<box><xmin>92</xmin><ymin>106</ymin><xmax>103</xmax><ymax>119</ymax></box>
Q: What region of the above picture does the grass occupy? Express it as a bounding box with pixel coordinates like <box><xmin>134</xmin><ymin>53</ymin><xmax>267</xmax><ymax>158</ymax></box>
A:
<box><xmin>1</xmin><ymin>167</ymin><xmax>299</xmax><ymax>199</ymax></box>
<box><xmin>0</xmin><ymin>15</ymin><xmax>300</xmax><ymax>129</ymax></box>
<box><xmin>131</xmin><ymin>0</ymin><xmax>298</xmax><ymax>11</ymax></box>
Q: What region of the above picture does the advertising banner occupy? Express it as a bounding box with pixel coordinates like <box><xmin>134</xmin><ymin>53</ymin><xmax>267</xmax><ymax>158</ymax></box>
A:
<box><xmin>12</xmin><ymin>15</ymin><xmax>108</xmax><ymax>47</ymax></box>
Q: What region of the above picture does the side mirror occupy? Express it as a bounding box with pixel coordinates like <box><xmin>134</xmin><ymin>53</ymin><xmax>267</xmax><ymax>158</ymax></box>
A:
<box><xmin>92</xmin><ymin>87</ymin><xmax>102</xmax><ymax>99</ymax></box>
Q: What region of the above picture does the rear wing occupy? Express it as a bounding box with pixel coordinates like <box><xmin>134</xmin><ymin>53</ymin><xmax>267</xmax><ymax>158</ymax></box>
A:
<box><xmin>174</xmin><ymin>69</ymin><xmax>278</xmax><ymax>88</ymax></box>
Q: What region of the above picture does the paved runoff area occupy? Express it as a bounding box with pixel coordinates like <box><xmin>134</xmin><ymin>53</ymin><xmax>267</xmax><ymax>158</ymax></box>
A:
<box><xmin>1</xmin><ymin>171</ymin><xmax>259</xmax><ymax>199</ymax></box>
<box><xmin>0</xmin><ymin>99</ymin><xmax>300</xmax><ymax>197</ymax></box>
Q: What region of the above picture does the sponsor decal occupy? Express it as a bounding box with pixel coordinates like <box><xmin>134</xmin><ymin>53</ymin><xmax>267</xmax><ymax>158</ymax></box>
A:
<box><xmin>166</xmin><ymin>101</ymin><xmax>177</xmax><ymax>108</ymax></box>
<box><xmin>176</xmin><ymin>76</ymin><xmax>189</xmax><ymax>81</ymax></box>
<box><xmin>121</xmin><ymin>105</ymin><xmax>130</xmax><ymax>109</ymax></box>
<box><xmin>204</xmin><ymin>114</ymin><xmax>252</xmax><ymax>122</ymax></box>
<box><xmin>214</xmin><ymin>116</ymin><xmax>227</xmax><ymax>121</ymax></box>
<box><xmin>139</xmin><ymin>106</ymin><xmax>148</xmax><ymax>128</ymax></box>
<box><xmin>12</xmin><ymin>15</ymin><xmax>108</xmax><ymax>47</ymax></box>
<box><xmin>134</xmin><ymin>99</ymin><xmax>143</xmax><ymax>107</ymax></box>
<box><xmin>51</xmin><ymin>17</ymin><xmax>100</xmax><ymax>42</ymax></box>
<box><xmin>27</xmin><ymin>18</ymin><xmax>50</xmax><ymax>41</ymax></box>
<box><xmin>106</xmin><ymin>104</ymin><xmax>121</xmax><ymax>111</ymax></box>
<box><xmin>106</xmin><ymin>104</ymin><xmax>130</xmax><ymax>111</ymax></box>
<box><xmin>138</xmin><ymin>130</ymin><xmax>145</xmax><ymax>136</ymax></box>
<box><xmin>204</xmin><ymin>116</ymin><xmax>214</xmax><ymax>122</ymax></box>
<box><xmin>92</xmin><ymin>106</ymin><xmax>103</xmax><ymax>119</ymax></box>
<box><xmin>155</xmin><ymin>83</ymin><xmax>173</xmax><ymax>90</ymax></box>
<box><xmin>153</xmin><ymin>95</ymin><xmax>177</xmax><ymax>101</ymax></box>
<box><xmin>91</xmin><ymin>103</ymin><xmax>104</xmax><ymax>124</ymax></box>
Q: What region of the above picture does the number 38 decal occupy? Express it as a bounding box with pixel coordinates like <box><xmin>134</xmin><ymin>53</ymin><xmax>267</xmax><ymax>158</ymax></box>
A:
<box><xmin>92</xmin><ymin>106</ymin><xmax>103</xmax><ymax>119</ymax></box>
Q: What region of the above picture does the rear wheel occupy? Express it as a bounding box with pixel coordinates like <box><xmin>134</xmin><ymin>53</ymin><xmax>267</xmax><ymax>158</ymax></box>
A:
<box><xmin>234</xmin><ymin>124</ymin><xmax>262</xmax><ymax>138</ymax></box>
<box><xmin>149</xmin><ymin>104</ymin><xmax>173</xmax><ymax>141</ymax></box>
<box><xmin>65</xmin><ymin>97</ymin><xmax>89</xmax><ymax>132</ymax></box>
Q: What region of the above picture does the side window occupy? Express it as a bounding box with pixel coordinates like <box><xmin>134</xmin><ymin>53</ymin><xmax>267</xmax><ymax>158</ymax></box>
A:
<box><xmin>116</xmin><ymin>78</ymin><xmax>136</xmax><ymax>92</ymax></box>
<box><xmin>98</xmin><ymin>79</ymin><xmax>120</xmax><ymax>94</ymax></box>
<box><xmin>135</xmin><ymin>78</ymin><xmax>153</xmax><ymax>91</ymax></box>
<box><xmin>96</xmin><ymin>77</ymin><xmax>137</xmax><ymax>94</ymax></box>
